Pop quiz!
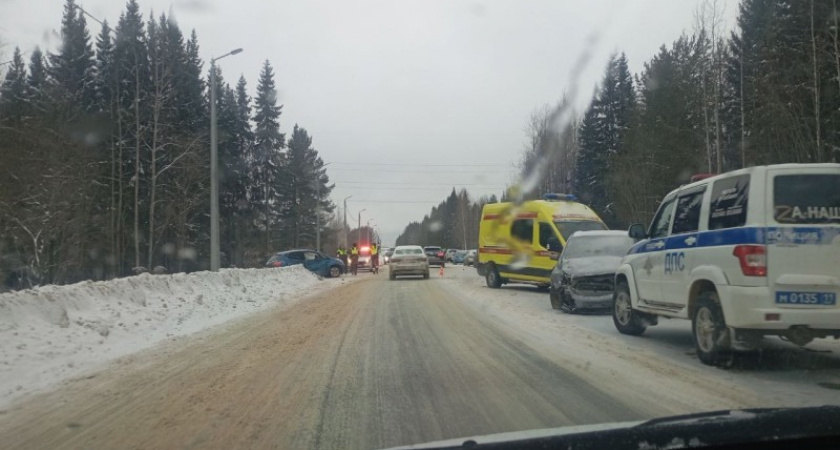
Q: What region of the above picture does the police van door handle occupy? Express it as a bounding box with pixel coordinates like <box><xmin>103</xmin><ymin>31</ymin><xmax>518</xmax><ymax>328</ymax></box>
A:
<box><xmin>684</xmin><ymin>236</ymin><xmax>697</xmax><ymax>246</ymax></box>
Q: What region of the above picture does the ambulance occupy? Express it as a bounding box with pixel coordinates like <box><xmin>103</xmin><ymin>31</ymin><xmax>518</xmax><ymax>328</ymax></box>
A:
<box><xmin>477</xmin><ymin>194</ymin><xmax>607</xmax><ymax>288</ymax></box>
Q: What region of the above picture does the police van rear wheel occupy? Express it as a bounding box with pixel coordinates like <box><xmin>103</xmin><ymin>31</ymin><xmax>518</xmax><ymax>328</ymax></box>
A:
<box><xmin>485</xmin><ymin>264</ymin><xmax>501</xmax><ymax>289</ymax></box>
<box><xmin>613</xmin><ymin>281</ymin><xmax>646</xmax><ymax>336</ymax></box>
<box><xmin>693</xmin><ymin>293</ymin><xmax>732</xmax><ymax>366</ymax></box>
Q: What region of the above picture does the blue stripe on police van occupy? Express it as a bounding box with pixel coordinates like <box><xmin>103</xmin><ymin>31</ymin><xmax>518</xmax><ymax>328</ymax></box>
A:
<box><xmin>627</xmin><ymin>226</ymin><xmax>839</xmax><ymax>255</ymax></box>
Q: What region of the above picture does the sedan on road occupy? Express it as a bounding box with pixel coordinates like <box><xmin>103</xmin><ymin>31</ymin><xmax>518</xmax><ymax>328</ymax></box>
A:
<box><xmin>423</xmin><ymin>246</ymin><xmax>446</xmax><ymax>267</ymax></box>
<box><xmin>464</xmin><ymin>249</ymin><xmax>477</xmax><ymax>266</ymax></box>
<box><xmin>453</xmin><ymin>250</ymin><xmax>468</xmax><ymax>264</ymax></box>
<box><xmin>389</xmin><ymin>245</ymin><xmax>430</xmax><ymax>280</ymax></box>
<box><xmin>266</xmin><ymin>249</ymin><xmax>346</xmax><ymax>278</ymax></box>
<box><xmin>549</xmin><ymin>231</ymin><xmax>635</xmax><ymax>313</ymax></box>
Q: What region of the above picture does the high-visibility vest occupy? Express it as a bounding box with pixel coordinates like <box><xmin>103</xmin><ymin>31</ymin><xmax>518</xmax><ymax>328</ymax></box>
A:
<box><xmin>351</xmin><ymin>247</ymin><xmax>359</xmax><ymax>256</ymax></box>
<box><xmin>371</xmin><ymin>245</ymin><xmax>379</xmax><ymax>255</ymax></box>
<box><xmin>337</xmin><ymin>249</ymin><xmax>346</xmax><ymax>256</ymax></box>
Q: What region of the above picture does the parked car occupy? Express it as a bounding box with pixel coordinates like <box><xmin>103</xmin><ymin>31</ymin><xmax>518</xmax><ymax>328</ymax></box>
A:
<box><xmin>445</xmin><ymin>248</ymin><xmax>458</xmax><ymax>262</ymax></box>
<box><xmin>389</xmin><ymin>245</ymin><xmax>430</xmax><ymax>280</ymax></box>
<box><xmin>614</xmin><ymin>163</ymin><xmax>840</xmax><ymax>366</ymax></box>
<box><xmin>549</xmin><ymin>231</ymin><xmax>636</xmax><ymax>313</ymax></box>
<box><xmin>266</xmin><ymin>249</ymin><xmax>345</xmax><ymax>278</ymax></box>
<box><xmin>464</xmin><ymin>249</ymin><xmax>477</xmax><ymax>266</ymax></box>
<box><xmin>423</xmin><ymin>246</ymin><xmax>446</xmax><ymax>267</ymax></box>
<box><xmin>453</xmin><ymin>250</ymin><xmax>468</xmax><ymax>264</ymax></box>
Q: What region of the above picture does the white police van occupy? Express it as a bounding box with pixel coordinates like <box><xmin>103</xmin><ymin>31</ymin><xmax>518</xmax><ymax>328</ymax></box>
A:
<box><xmin>613</xmin><ymin>163</ymin><xmax>840</xmax><ymax>365</ymax></box>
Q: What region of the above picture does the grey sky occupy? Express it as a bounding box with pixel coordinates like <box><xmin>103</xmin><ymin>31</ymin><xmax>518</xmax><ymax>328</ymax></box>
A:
<box><xmin>1</xmin><ymin>0</ymin><xmax>737</xmax><ymax>245</ymax></box>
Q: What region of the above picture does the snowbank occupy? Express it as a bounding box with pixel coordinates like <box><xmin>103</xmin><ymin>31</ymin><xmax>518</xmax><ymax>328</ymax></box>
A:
<box><xmin>0</xmin><ymin>265</ymin><xmax>327</xmax><ymax>407</ymax></box>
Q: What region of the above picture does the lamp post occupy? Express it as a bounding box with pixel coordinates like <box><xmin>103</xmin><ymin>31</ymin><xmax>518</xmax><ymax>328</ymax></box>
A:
<box><xmin>210</xmin><ymin>47</ymin><xmax>243</xmax><ymax>271</ymax></box>
<box><xmin>315</xmin><ymin>162</ymin><xmax>331</xmax><ymax>253</ymax></box>
<box><xmin>357</xmin><ymin>209</ymin><xmax>366</xmax><ymax>244</ymax></box>
<box><xmin>343</xmin><ymin>196</ymin><xmax>352</xmax><ymax>248</ymax></box>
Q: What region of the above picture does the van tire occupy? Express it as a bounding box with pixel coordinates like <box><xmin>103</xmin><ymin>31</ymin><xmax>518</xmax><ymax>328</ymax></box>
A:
<box><xmin>612</xmin><ymin>281</ymin><xmax>646</xmax><ymax>336</ymax></box>
<box><xmin>692</xmin><ymin>293</ymin><xmax>731</xmax><ymax>366</ymax></box>
<box><xmin>485</xmin><ymin>264</ymin><xmax>502</xmax><ymax>289</ymax></box>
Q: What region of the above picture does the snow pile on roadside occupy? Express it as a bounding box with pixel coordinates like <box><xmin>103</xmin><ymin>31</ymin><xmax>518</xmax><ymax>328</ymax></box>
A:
<box><xmin>0</xmin><ymin>265</ymin><xmax>325</xmax><ymax>407</ymax></box>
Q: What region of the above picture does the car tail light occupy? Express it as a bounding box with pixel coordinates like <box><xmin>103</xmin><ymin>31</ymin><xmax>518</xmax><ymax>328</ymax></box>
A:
<box><xmin>733</xmin><ymin>245</ymin><xmax>766</xmax><ymax>277</ymax></box>
<box><xmin>271</xmin><ymin>261</ymin><xmax>283</xmax><ymax>267</ymax></box>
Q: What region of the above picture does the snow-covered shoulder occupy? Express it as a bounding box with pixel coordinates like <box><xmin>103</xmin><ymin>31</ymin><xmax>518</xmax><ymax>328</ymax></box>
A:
<box><xmin>0</xmin><ymin>265</ymin><xmax>332</xmax><ymax>408</ymax></box>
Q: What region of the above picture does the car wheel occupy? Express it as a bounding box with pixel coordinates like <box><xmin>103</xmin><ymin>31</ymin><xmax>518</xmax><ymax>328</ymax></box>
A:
<box><xmin>693</xmin><ymin>292</ymin><xmax>732</xmax><ymax>366</ymax></box>
<box><xmin>560</xmin><ymin>291</ymin><xmax>577</xmax><ymax>314</ymax></box>
<box><xmin>485</xmin><ymin>264</ymin><xmax>501</xmax><ymax>289</ymax></box>
<box><xmin>549</xmin><ymin>287</ymin><xmax>561</xmax><ymax>310</ymax></box>
<box><xmin>612</xmin><ymin>281</ymin><xmax>646</xmax><ymax>336</ymax></box>
<box><xmin>328</xmin><ymin>265</ymin><xmax>341</xmax><ymax>278</ymax></box>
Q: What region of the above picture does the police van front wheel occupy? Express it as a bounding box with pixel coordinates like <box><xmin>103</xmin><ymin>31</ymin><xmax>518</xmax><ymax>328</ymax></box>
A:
<box><xmin>485</xmin><ymin>264</ymin><xmax>502</xmax><ymax>289</ymax></box>
<box><xmin>613</xmin><ymin>281</ymin><xmax>646</xmax><ymax>336</ymax></box>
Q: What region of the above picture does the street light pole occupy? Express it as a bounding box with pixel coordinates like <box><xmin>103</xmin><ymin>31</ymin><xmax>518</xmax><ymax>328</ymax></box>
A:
<box><xmin>209</xmin><ymin>48</ymin><xmax>243</xmax><ymax>271</ymax></box>
<box><xmin>357</xmin><ymin>209</ymin><xmax>366</xmax><ymax>244</ymax></box>
<box><xmin>343</xmin><ymin>196</ymin><xmax>352</xmax><ymax>248</ymax></box>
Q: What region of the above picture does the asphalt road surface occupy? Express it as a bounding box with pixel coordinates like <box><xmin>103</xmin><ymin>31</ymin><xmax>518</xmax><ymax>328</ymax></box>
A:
<box><xmin>2</xmin><ymin>267</ymin><xmax>840</xmax><ymax>449</ymax></box>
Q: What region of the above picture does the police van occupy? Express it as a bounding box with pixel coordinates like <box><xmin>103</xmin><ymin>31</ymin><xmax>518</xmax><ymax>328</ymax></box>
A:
<box><xmin>477</xmin><ymin>194</ymin><xmax>607</xmax><ymax>288</ymax></box>
<box><xmin>613</xmin><ymin>163</ymin><xmax>840</xmax><ymax>365</ymax></box>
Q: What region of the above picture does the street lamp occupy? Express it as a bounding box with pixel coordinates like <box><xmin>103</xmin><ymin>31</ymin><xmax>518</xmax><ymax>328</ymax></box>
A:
<box><xmin>357</xmin><ymin>209</ymin><xmax>366</xmax><ymax>244</ymax></box>
<box><xmin>315</xmin><ymin>162</ymin><xmax>331</xmax><ymax>253</ymax></box>
<box><xmin>342</xmin><ymin>196</ymin><xmax>352</xmax><ymax>248</ymax></box>
<box><xmin>210</xmin><ymin>47</ymin><xmax>243</xmax><ymax>272</ymax></box>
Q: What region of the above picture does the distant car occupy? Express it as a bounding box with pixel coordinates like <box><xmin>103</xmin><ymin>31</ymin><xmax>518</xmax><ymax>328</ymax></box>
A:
<box><xmin>453</xmin><ymin>250</ymin><xmax>468</xmax><ymax>264</ymax></box>
<box><xmin>550</xmin><ymin>231</ymin><xmax>635</xmax><ymax>313</ymax></box>
<box><xmin>423</xmin><ymin>246</ymin><xmax>446</xmax><ymax>267</ymax></box>
<box><xmin>389</xmin><ymin>245</ymin><xmax>430</xmax><ymax>280</ymax></box>
<box><xmin>445</xmin><ymin>248</ymin><xmax>458</xmax><ymax>262</ymax></box>
<box><xmin>464</xmin><ymin>249</ymin><xmax>477</xmax><ymax>266</ymax></box>
<box><xmin>357</xmin><ymin>245</ymin><xmax>372</xmax><ymax>271</ymax></box>
<box><xmin>382</xmin><ymin>247</ymin><xmax>394</xmax><ymax>264</ymax></box>
<box><xmin>266</xmin><ymin>249</ymin><xmax>346</xmax><ymax>278</ymax></box>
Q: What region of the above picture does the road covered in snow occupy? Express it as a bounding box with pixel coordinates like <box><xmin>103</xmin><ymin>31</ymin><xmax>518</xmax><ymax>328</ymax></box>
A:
<box><xmin>1</xmin><ymin>265</ymin><xmax>839</xmax><ymax>449</ymax></box>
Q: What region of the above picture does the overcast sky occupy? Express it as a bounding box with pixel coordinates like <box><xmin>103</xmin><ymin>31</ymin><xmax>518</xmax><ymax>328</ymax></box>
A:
<box><xmin>1</xmin><ymin>0</ymin><xmax>737</xmax><ymax>245</ymax></box>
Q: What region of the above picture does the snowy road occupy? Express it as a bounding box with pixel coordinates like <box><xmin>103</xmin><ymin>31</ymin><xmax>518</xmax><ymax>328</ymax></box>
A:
<box><xmin>2</xmin><ymin>266</ymin><xmax>840</xmax><ymax>449</ymax></box>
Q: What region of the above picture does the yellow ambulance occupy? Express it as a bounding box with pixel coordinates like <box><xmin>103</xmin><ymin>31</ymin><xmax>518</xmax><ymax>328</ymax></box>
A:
<box><xmin>477</xmin><ymin>193</ymin><xmax>607</xmax><ymax>288</ymax></box>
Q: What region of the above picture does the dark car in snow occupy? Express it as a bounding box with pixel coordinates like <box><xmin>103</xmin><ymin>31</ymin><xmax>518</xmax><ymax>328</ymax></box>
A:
<box><xmin>549</xmin><ymin>231</ymin><xmax>635</xmax><ymax>313</ymax></box>
<box><xmin>266</xmin><ymin>249</ymin><xmax>346</xmax><ymax>278</ymax></box>
<box><xmin>423</xmin><ymin>246</ymin><xmax>446</xmax><ymax>267</ymax></box>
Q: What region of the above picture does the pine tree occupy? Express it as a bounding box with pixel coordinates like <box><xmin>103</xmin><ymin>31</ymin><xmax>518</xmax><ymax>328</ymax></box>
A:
<box><xmin>49</xmin><ymin>0</ymin><xmax>96</xmax><ymax>111</ymax></box>
<box><xmin>0</xmin><ymin>47</ymin><xmax>27</xmax><ymax>121</ymax></box>
<box><xmin>25</xmin><ymin>48</ymin><xmax>47</xmax><ymax>108</ymax></box>
<box><xmin>251</xmin><ymin>59</ymin><xmax>285</xmax><ymax>248</ymax></box>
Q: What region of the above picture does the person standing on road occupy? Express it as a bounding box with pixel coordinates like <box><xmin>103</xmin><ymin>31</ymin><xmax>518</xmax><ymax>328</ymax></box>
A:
<box><xmin>337</xmin><ymin>246</ymin><xmax>348</xmax><ymax>268</ymax></box>
<box><xmin>370</xmin><ymin>243</ymin><xmax>380</xmax><ymax>274</ymax></box>
<box><xmin>350</xmin><ymin>243</ymin><xmax>359</xmax><ymax>276</ymax></box>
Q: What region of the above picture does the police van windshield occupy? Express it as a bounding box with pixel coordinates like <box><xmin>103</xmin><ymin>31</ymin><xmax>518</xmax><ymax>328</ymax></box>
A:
<box><xmin>774</xmin><ymin>175</ymin><xmax>840</xmax><ymax>224</ymax></box>
<box><xmin>553</xmin><ymin>221</ymin><xmax>608</xmax><ymax>241</ymax></box>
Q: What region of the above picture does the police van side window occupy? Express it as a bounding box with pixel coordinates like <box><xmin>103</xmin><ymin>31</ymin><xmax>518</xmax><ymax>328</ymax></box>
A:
<box><xmin>649</xmin><ymin>197</ymin><xmax>676</xmax><ymax>239</ymax></box>
<box><xmin>708</xmin><ymin>174</ymin><xmax>750</xmax><ymax>230</ymax></box>
<box><xmin>671</xmin><ymin>188</ymin><xmax>705</xmax><ymax>235</ymax></box>
<box><xmin>511</xmin><ymin>219</ymin><xmax>534</xmax><ymax>243</ymax></box>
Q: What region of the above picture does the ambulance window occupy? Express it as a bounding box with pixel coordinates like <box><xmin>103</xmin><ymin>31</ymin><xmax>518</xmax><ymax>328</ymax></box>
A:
<box><xmin>708</xmin><ymin>175</ymin><xmax>749</xmax><ymax>230</ymax></box>
<box><xmin>511</xmin><ymin>219</ymin><xmax>534</xmax><ymax>243</ymax></box>
<box><xmin>649</xmin><ymin>197</ymin><xmax>676</xmax><ymax>239</ymax></box>
<box><xmin>672</xmin><ymin>189</ymin><xmax>705</xmax><ymax>235</ymax></box>
<box><xmin>538</xmin><ymin>222</ymin><xmax>556</xmax><ymax>248</ymax></box>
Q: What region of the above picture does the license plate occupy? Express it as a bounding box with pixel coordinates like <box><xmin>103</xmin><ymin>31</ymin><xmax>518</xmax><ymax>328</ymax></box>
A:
<box><xmin>776</xmin><ymin>291</ymin><xmax>836</xmax><ymax>305</ymax></box>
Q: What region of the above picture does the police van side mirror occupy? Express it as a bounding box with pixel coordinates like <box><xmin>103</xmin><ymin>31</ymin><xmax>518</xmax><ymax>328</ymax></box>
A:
<box><xmin>628</xmin><ymin>223</ymin><xmax>647</xmax><ymax>240</ymax></box>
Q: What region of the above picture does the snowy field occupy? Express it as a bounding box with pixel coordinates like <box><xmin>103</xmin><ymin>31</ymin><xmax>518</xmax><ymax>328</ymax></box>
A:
<box><xmin>0</xmin><ymin>265</ymin><xmax>341</xmax><ymax>407</ymax></box>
